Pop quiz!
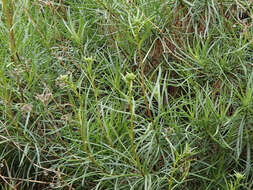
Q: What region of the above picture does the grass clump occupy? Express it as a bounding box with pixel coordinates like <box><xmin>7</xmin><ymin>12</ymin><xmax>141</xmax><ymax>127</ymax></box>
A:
<box><xmin>0</xmin><ymin>0</ymin><xmax>252</xmax><ymax>189</ymax></box>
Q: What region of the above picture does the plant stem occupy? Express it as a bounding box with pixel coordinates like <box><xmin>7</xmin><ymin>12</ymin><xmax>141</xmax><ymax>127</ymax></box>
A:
<box><xmin>90</xmin><ymin>74</ymin><xmax>114</xmax><ymax>149</ymax></box>
<box><xmin>128</xmin><ymin>81</ymin><xmax>144</xmax><ymax>176</ymax></box>
<box><xmin>79</xmin><ymin>100</ymin><xmax>107</xmax><ymax>174</ymax></box>
<box><xmin>2</xmin><ymin>0</ymin><xmax>19</xmax><ymax>63</ymax></box>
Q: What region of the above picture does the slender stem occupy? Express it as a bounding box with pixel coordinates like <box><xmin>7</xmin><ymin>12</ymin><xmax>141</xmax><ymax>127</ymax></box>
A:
<box><xmin>128</xmin><ymin>81</ymin><xmax>144</xmax><ymax>176</ymax></box>
<box><xmin>67</xmin><ymin>87</ymin><xmax>107</xmax><ymax>174</ymax></box>
<box><xmin>3</xmin><ymin>0</ymin><xmax>24</xmax><ymax>104</ymax></box>
<box><xmin>79</xmin><ymin>100</ymin><xmax>107</xmax><ymax>173</ymax></box>
<box><xmin>90</xmin><ymin>75</ymin><xmax>114</xmax><ymax>148</ymax></box>
<box><xmin>2</xmin><ymin>0</ymin><xmax>25</xmax><ymax>127</ymax></box>
<box><xmin>2</xmin><ymin>0</ymin><xmax>19</xmax><ymax>63</ymax></box>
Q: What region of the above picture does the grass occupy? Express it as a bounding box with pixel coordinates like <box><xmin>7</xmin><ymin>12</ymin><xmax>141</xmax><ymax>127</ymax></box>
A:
<box><xmin>0</xmin><ymin>0</ymin><xmax>252</xmax><ymax>189</ymax></box>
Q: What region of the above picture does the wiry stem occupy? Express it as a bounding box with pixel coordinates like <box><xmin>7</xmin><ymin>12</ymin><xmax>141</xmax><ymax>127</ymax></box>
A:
<box><xmin>79</xmin><ymin>100</ymin><xmax>107</xmax><ymax>174</ymax></box>
<box><xmin>2</xmin><ymin>0</ymin><xmax>19</xmax><ymax>63</ymax></box>
<box><xmin>85</xmin><ymin>58</ymin><xmax>114</xmax><ymax>148</ymax></box>
<box><xmin>2</xmin><ymin>0</ymin><xmax>24</xmax><ymax>116</ymax></box>
<box><xmin>128</xmin><ymin>80</ymin><xmax>144</xmax><ymax>176</ymax></box>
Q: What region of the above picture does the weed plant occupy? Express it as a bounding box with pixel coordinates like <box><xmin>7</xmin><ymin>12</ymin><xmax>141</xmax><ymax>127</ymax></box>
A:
<box><xmin>0</xmin><ymin>0</ymin><xmax>252</xmax><ymax>189</ymax></box>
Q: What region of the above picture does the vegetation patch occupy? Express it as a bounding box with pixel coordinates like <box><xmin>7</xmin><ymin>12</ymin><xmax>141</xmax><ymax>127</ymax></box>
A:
<box><xmin>0</xmin><ymin>0</ymin><xmax>252</xmax><ymax>189</ymax></box>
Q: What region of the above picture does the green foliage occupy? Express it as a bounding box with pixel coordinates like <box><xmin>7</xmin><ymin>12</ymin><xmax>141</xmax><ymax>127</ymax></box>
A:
<box><xmin>0</xmin><ymin>0</ymin><xmax>252</xmax><ymax>189</ymax></box>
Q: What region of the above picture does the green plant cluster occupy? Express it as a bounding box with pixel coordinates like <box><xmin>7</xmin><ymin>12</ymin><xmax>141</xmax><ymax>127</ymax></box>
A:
<box><xmin>0</xmin><ymin>0</ymin><xmax>252</xmax><ymax>189</ymax></box>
